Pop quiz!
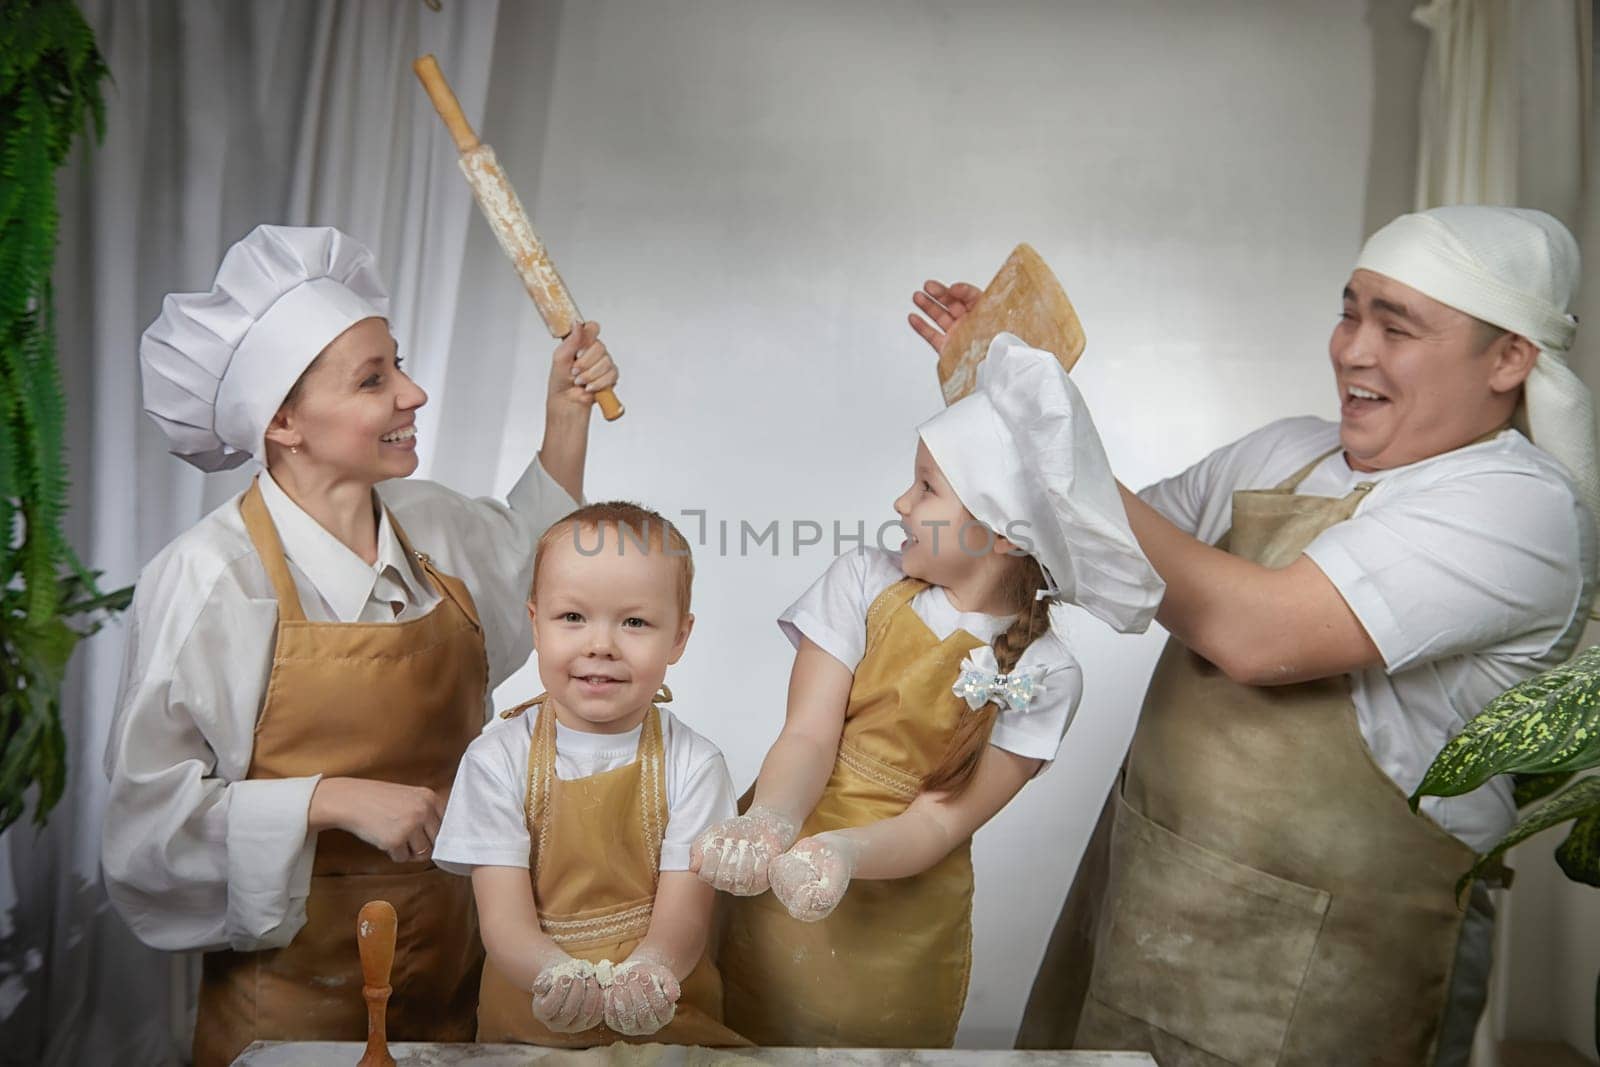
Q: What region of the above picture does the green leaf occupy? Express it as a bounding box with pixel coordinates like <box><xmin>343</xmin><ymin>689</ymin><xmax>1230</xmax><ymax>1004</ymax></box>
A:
<box><xmin>1556</xmin><ymin>813</ymin><xmax>1600</xmax><ymax>887</ymax></box>
<box><xmin>1412</xmin><ymin>645</ymin><xmax>1600</xmax><ymax>808</ymax></box>
<box><xmin>0</xmin><ymin>0</ymin><xmax>114</xmax><ymax>833</ymax></box>
<box><xmin>1459</xmin><ymin>775</ymin><xmax>1600</xmax><ymax>897</ymax></box>
<box><xmin>1515</xmin><ymin>771</ymin><xmax>1576</xmax><ymax>808</ymax></box>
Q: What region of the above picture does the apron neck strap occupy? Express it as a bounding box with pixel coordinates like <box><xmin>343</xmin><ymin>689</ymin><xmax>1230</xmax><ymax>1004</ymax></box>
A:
<box><xmin>1274</xmin><ymin>447</ymin><xmax>1343</xmax><ymax>493</ymax></box>
<box><xmin>866</xmin><ymin>577</ymin><xmax>927</xmax><ymax>651</ymax></box>
<box><xmin>239</xmin><ymin>478</ymin><xmax>308</xmax><ymax>623</ymax></box>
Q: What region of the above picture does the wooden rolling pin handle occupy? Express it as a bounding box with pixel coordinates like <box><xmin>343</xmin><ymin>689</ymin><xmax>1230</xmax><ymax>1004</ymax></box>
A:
<box><xmin>356</xmin><ymin>900</ymin><xmax>398</xmax><ymax>1067</ymax></box>
<box><xmin>413</xmin><ymin>54</ymin><xmax>480</xmax><ymax>154</ymax></box>
<box><xmin>559</xmin><ymin>325</ymin><xmax>625</xmax><ymax>422</ymax></box>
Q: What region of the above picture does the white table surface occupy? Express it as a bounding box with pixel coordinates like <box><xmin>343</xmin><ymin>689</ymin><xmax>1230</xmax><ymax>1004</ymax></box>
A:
<box><xmin>233</xmin><ymin>1042</ymin><xmax>1157</xmax><ymax>1066</ymax></box>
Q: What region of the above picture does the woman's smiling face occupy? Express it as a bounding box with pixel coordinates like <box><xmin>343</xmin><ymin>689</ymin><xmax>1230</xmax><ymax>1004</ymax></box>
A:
<box><xmin>274</xmin><ymin>317</ymin><xmax>428</xmax><ymax>484</ymax></box>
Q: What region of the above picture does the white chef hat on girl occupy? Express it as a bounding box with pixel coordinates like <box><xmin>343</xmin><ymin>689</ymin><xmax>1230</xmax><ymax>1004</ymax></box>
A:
<box><xmin>1355</xmin><ymin>206</ymin><xmax>1596</xmax><ymax>531</ymax></box>
<box><xmin>139</xmin><ymin>225</ymin><xmax>390</xmax><ymax>471</ymax></box>
<box><xmin>918</xmin><ymin>334</ymin><xmax>1164</xmax><ymax>634</ymax></box>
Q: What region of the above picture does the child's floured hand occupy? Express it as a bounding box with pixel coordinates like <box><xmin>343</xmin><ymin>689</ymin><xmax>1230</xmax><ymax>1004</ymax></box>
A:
<box><xmin>769</xmin><ymin>832</ymin><xmax>859</xmax><ymax>922</ymax></box>
<box><xmin>531</xmin><ymin>957</ymin><xmax>606</xmax><ymax>1033</ymax></box>
<box><xmin>604</xmin><ymin>956</ymin><xmax>681</xmax><ymax>1036</ymax></box>
<box><xmin>690</xmin><ymin>805</ymin><xmax>798</xmax><ymax>896</ymax></box>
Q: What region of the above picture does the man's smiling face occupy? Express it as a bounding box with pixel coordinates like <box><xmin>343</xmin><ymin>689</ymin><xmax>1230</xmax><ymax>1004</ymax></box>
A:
<box><xmin>1329</xmin><ymin>269</ymin><xmax>1523</xmax><ymax>472</ymax></box>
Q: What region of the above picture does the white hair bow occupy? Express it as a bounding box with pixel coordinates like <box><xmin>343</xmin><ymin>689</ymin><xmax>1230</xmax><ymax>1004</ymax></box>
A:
<box><xmin>952</xmin><ymin>646</ymin><xmax>1048</xmax><ymax>715</ymax></box>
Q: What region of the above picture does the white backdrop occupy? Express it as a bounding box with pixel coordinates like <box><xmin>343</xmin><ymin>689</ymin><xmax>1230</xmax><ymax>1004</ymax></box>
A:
<box><xmin>23</xmin><ymin>0</ymin><xmax>1567</xmax><ymax>1061</ymax></box>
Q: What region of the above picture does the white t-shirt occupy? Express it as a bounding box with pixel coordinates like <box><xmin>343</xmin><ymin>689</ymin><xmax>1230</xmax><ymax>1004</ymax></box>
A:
<box><xmin>434</xmin><ymin>706</ymin><xmax>736</xmax><ymax>875</ymax></box>
<box><xmin>101</xmin><ymin>458</ymin><xmax>577</xmax><ymax>953</ymax></box>
<box><xmin>778</xmin><ymin>547</ymin><xmax>1084</xmax><ymax>764</ymax></box>
<box><xmin>1140</xmin><ymin>416</ymin><xmax>1596</xmax><ymax>851</ymax></box>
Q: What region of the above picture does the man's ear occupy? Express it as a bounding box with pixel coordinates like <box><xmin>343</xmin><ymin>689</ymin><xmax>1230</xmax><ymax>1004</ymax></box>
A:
<box><xmin>667</xmin><ymin>612</ymin><xmax>695</xmax><ymax>665</ymax></box>
<box><xmin>1489</xmin><ymin>333</ymin><xmax>1541</xmax><ymax>395</ymax></box>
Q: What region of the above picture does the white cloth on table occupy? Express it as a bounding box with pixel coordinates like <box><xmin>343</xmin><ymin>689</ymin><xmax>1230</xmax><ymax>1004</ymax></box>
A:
<box><xmin>433</xmin><ymin>706</ymin><xmax>737</xmax><ymax>875</ymax></box>
<box><xmin>1139</xmin><ymin>415</ymin><xmax>1596</xmax><ymax>851</ymax></box>
<box><xmin>778</xmin><ymin>546</ymin><xmax>1085</xmax><ymax>766</ymax></box>
<box><xmin>100</xmin><ymin>457</ymin><xmax>577</xmax><ymax>954</ymax></box>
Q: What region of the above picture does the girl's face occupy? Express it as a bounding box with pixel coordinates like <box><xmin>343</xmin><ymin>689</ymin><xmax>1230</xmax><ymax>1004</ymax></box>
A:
<box><xmin>273</xmin><ymin>317</ymin><xmax>428</xmax><ymax>484</ymax></box>
<box><xmin>893</xmin><ymin>440</ymin><xmax>997</xmax><ymax>589</ymax></box>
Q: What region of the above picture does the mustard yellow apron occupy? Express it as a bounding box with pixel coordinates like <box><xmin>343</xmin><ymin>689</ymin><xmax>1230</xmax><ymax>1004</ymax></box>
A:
<box><xmin>192</xmin><ymin>480</ymin><xmax>488</xmax><ymax>1067</ymax></box>
<box><xmin>720</xmin><ymin>577</ymin><xmax>988</xmax><ymax>1047</ymax></box>
<box><xmin>476</xmin><ymin>699</ymin><xmax>748</xmax><ymax>1047</ymax></box>
<box><xmin>1019</xmin><ymin>450</ymin><xmax>1477</xmax><ymax>1066</ymax></box>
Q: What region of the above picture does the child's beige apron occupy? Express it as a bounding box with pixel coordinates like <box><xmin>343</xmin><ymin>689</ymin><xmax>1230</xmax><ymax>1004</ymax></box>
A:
<box><xmin>1020</xmin><ymin>450</ymin><xmax>1477</xmax><ymax>1066</ymax></box>
<box><xmin>720</xmin><ymin>577</ymin><xmax>988</xmax><ymax>1047</ymax></box>
<box><xmin>476</xmin><ymin>700</ymin><xmax>748</xmax><ymax>1047</ymax></box>
<box><xmin>191</xmin><ymin>480</ymin><xmax>488</xmax><ymax>1067</ymax></box>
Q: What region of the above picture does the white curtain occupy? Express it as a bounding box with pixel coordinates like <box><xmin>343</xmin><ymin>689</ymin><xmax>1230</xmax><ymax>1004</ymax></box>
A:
<box><xmin>0</xmin><ymin>2</ymin><xmax>570</xmax><ymax>1061</ymax></box>
<box><xmin>1409</xmin><ymin>1</ymin><xmax>1596</xmax><ymax>1063</ymax></box>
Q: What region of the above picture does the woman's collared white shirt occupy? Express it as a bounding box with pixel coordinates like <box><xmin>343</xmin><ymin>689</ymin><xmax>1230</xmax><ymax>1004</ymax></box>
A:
<box><xmin>102</xmin><ymin>459</ymin><xmax>576</xmax><ymax>954</ymax></box>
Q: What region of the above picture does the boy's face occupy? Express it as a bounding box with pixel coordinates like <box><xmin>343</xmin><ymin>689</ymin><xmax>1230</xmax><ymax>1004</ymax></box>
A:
<box><xmin>529</xmin><ymin>523</ymin><xmax>693</xmax><ymax>734</ymax></box>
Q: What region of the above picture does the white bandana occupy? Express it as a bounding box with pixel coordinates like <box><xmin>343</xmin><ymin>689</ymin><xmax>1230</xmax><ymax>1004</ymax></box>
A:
<box><xmin>1354</xmin><ymin>206</ymin><xmax>1595</xmax><ymax>529</ymax></box>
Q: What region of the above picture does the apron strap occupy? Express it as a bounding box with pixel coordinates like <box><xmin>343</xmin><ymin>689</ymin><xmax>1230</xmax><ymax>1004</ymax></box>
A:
<box><xmin>526</xmin><ymin>699</ymin><xmax>558</xmax><ymax>879</ymax></box>
<box><xmin>637</xmin><ymin>705</ymin><xmax>667</xmax><ymax>890</ymax></box>
<box><xmin>1273</xmin><ymin>447</ymin><xmax>1343</xmax><ymax>493</ymax></box>
<box><xmin>865</xmin><ymin>577</ymin><xmax>927</xmax><ymax>653</ymax></box>
<box><xmin>239</xmin><ymin>478</ymin><xmax>309</xmax><ymax>623</ymax></box>
<box><xmin>387</xmin><ymin>507</ymin><xmax>485</xmax><ymax>631</ymax></box>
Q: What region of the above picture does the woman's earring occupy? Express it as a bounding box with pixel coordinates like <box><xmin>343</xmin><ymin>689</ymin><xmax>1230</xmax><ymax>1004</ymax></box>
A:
<box><xmin>290</xmin><ymin>445</ymin><xmax>299</xmax><ymax>454</ymax></box>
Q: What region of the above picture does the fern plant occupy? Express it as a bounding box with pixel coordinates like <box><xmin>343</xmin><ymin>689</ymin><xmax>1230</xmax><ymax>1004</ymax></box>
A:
<box><xmin>1412</xmin><ymin>642</ymin><xmax>1600</xmax><ymax>1055</ymax></box>
<box><xmin>0</xmin><ymin>0</ymin><xmax>127</xmax><ymax>831</ymax></box>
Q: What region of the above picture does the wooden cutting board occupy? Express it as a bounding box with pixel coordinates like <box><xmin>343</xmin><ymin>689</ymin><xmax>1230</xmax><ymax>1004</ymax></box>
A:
<box><xmin>936</xmin><ymin>243</ymin><xmax>1085</xmax><ymax>404</ymax></box>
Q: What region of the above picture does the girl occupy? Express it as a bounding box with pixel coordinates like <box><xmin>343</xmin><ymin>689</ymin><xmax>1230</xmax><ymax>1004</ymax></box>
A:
<box><xmin>692</xmin><ymin>335</ymin><xmax>1164</xmax><ymax>1048</ymax></box>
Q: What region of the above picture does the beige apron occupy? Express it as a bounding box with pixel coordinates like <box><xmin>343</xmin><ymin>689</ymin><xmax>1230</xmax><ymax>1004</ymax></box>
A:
<box><xmin>1018</xmin><ymin>450</ymin><xmax>1478</xmax><ymax>1067</ymax></box>
<box><xmin>476</xmin><ymin>699</ymin><xmax>748</xmax><ymax>1047</ymax></box>
<box><xmin>720</xmin><ymin>577</ymin><xmax>987</xmax><ymax>1048</ymax></box>
<box><xmin>192</xmin><ymin>480</ymin><xmax>489</xmax><ymax>1067</ymax></box>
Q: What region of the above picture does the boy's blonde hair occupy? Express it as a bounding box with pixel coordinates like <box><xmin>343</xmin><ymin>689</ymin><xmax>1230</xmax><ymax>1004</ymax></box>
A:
<box><xmin>531</xmin><ymin>502</ymin><xmax>695</xmax><ymax>616</ymax></box>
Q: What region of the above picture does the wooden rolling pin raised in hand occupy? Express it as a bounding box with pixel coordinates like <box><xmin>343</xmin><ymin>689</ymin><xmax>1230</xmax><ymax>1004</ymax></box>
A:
<box><xmin>413</xmin><ymin>54</ymin><xmax>624</xmax><ymax>421</ymax></box>
<box><xmin>356</xmin><ymin>900</ymin><xmax>398</xmax><ymax>1067</ymax></box>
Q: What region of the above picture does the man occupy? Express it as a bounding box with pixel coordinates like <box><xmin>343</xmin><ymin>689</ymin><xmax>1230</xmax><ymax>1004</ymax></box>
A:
<box><xmin>910</xmin><ymin>206</ymin><xmax>1596</xmax><ymax>1066</ymax></box>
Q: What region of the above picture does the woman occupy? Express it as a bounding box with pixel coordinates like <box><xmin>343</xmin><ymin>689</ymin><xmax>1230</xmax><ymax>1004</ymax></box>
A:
<box><xmin>101</xmin><ymin>224</ymin><xmax>618</xmax><ymax>1066</ymax></box>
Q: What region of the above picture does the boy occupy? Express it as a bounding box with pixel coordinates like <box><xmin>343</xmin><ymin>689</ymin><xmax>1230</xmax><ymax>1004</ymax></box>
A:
<box><xmin>434</xmin><ymin>502</ymin><xmax>747</xmax><ymax>1046</ymax></box>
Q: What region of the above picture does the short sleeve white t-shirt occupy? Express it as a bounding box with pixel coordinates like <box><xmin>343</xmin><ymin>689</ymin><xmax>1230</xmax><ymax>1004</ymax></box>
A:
<box><xmin>1139</xmin><ymin>416</ymin><xmax>1596</xmax><ymax>851</ymax></box>
<box><xmin>777</xmin><ymin>547</ymin><xmax>1084</xmax><ymax>764</ymax></box>
<box><xmin>434</xmin><ymin>706</ymin><xmax>736</xmax><ymax>874</ymax></box>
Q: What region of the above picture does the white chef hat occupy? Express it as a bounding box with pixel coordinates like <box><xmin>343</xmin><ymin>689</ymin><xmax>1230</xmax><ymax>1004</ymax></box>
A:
<box><xmin>139</xmin><ymin>225</ymin><xmax>390</xmax><ymax>471</ymax></box>
<box><xmin>1354</xmin><ymin>207</ymin><xmax>1597</xmax><ymax>529</ymax></box>
<box><xmin>918</xmin><ymin>335</ymin><xmax>1165</xmax><ymax>634</ymax></box>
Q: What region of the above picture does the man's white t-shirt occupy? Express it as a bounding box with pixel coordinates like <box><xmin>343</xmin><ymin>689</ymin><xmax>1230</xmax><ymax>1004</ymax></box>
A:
<box><xmin>434</xmin><ymin>706</ymin><xmax>736</xmax><ymax>874</ymax></box>
<box><xmin>1139</xmin><ymin>416</ymin><xmax>1596</xmax><ymax>851</ymax></box>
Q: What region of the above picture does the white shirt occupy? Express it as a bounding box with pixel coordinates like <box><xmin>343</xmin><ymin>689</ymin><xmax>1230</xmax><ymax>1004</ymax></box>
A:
<box><xmin>433</xmin><ymin>706</ymin><xmax>736</xmax><ymax>876</ymax></box>
<box><xmin>101</xmin><ymin>459</ymin><xmax>578</xmax><ymax>953</ymax></box>
<box><xmin>1140</xmin><ymin>416</ymin><xmax>1596</xmax><ymax>851</ymax></box>
<box><xmin>778</xmin><ymin>547</ymin><xmax>1085</xmax><ymax>764</ymax></box>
